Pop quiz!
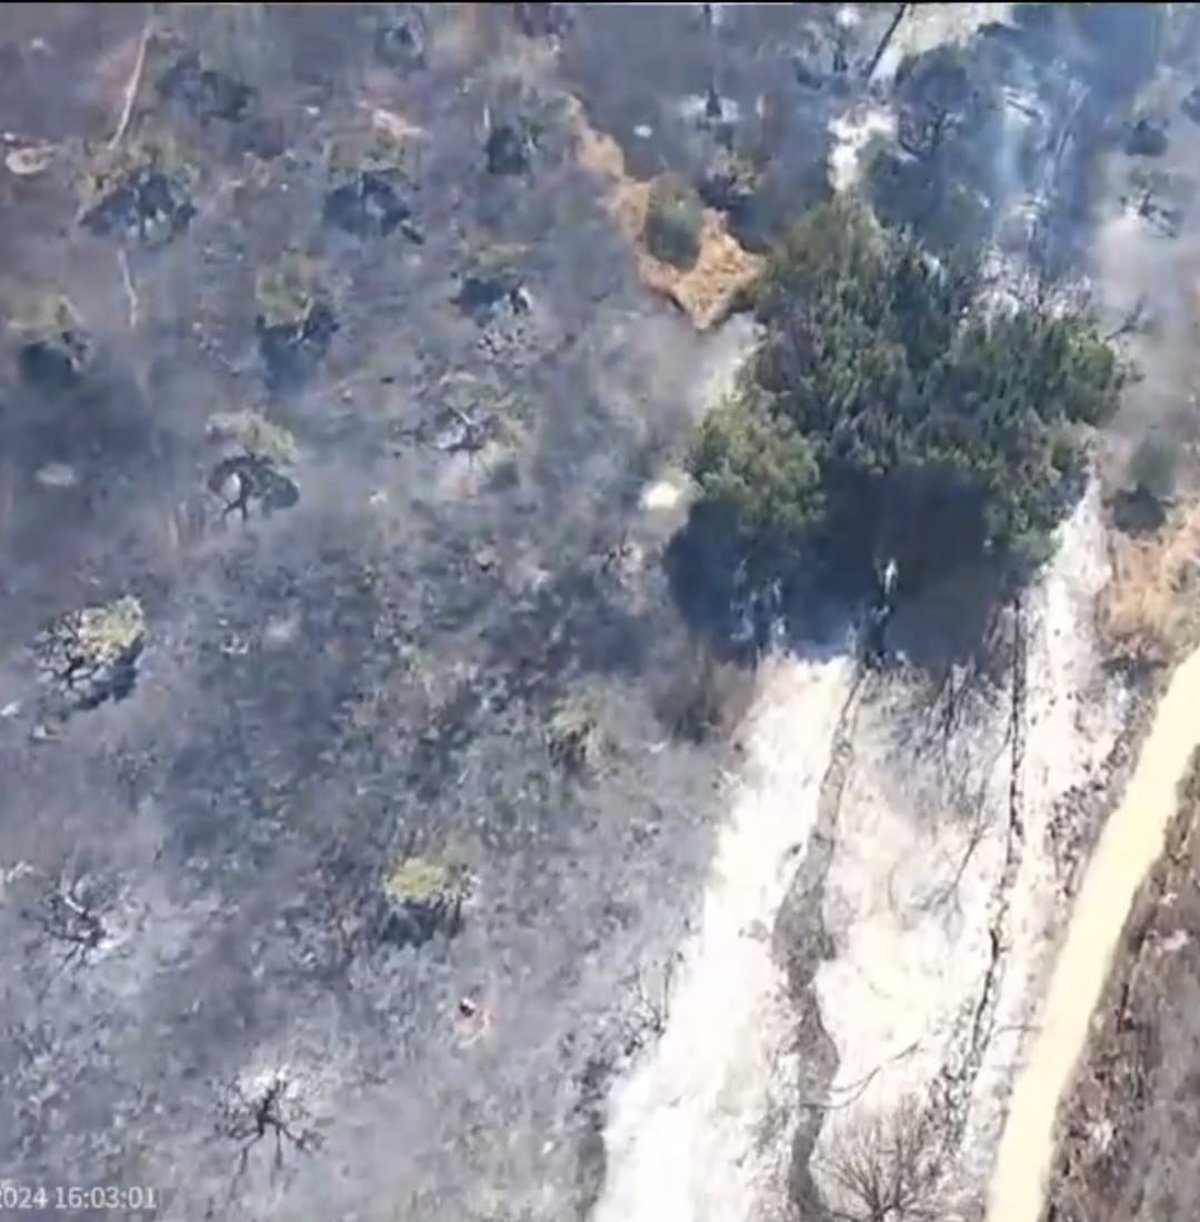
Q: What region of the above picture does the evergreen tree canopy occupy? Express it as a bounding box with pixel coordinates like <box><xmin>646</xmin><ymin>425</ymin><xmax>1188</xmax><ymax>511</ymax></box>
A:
<box><xmin>688</xmin><ymin>199</ymin><xmax>1123</xmax><ymax>590</ymax></box>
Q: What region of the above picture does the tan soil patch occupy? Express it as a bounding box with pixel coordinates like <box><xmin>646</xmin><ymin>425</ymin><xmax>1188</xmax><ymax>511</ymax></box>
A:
<box><xmin>570</xmin><ymin>102</ymin><xmax>763</xmax><ymax>331</ymax></box>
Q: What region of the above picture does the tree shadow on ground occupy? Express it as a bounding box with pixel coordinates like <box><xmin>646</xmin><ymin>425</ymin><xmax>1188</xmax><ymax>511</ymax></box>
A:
<box><xmin>662</xmin><ymin>503</ymin><xmax>746</xmax><ymax>656</ymax></box>
<box><xmin>664</xmin><ymin>501</ymin><xmax>1016</xmax><ymax>684</ymax></box>
<box><xmin>1110</xmin><ymin>487</ymin><xmax>1168</xmax><ymax>536</ymax></box>
<box><xmin>663</xmin><ymin>503</ymin><xmax>855</xmax><ymax>671</ymax></box>
<box><xmin>885</xmin><ymin>562</ymin><xmax>1012</xmax><ymax>679</ymax></box>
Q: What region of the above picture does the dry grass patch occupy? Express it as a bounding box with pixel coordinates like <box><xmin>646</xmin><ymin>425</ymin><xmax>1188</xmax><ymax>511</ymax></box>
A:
<box><xmin>1097</xmin><ymin>499</ymin><xmax>1200</xmax><ymax>665</ymax></box>
<box><xmin>570</xmin><ymin>102</ymin><xmax>762</xmax><ymax>331</ymax></box>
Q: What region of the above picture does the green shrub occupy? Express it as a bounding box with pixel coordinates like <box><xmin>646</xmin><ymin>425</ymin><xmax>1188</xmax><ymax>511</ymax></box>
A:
<box><xmin>644</xmin><ymin>174</ymin><xmax>704</xmax><ymax>270</ymax></box>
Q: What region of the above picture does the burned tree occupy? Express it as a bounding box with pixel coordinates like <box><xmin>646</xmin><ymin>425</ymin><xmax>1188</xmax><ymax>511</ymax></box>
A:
<box><xmin>373</xmin><ymin>8</ymin><xmax>428</xmax><ymax>72</ymax></box>
<box><xmin>216</xmin><ymin>1070</ymin><xmax>322</xmax><ymax>1180</ymax></box>
<box><xmin>375</xmin><ymin>849</ymin><xmax>472</xmax><ymax>949</ymax></box>
<box><xmin>545</xmin><ymin>696</ymin><xmax>601</xmax><ymax>775</ymax></box>
<box><xmin>157</xmin><ymin>51</ymin><xmax>255</xmax><ymax>124</ymax></box>
<box><xmin>322</xmin><ymin>126</ymin><xmax>424</xmax><ymax>243</ymax></box>
<box><xmin>28</xmin><ymin>871</ymin><xmax>109</xmax><ymax>969</ymax></box>
<box><xmin>204</xmin><ymin>409</ymin><xmax>301</xmax><ymax>521</ymax></box>
<box><xmin>207</xmin><ymin>454</ymin><xmax>299</xmax><ymax>522</ymax></box>
<box><xmin>253</xmin><ymin>254</ymin><xmax>339</xmax><ymax>390</ymax></box>
<box><xmin>1123</xmin><ymin>115</ymin><xmax>1168</xmax><ymax>158</ymax></box>
<box><xmin>32</xmin><ymin>596</ymin><xmax>147</xmax><ymax>719</ymax></box>
<box><xmin>621</xmin><ymin>961</ymin><xmax>674</xmax><ymax>1056</ymax></box>
<box><xmin>485</xmin><ymin>115</ymin><xmax>537</xmax><ymax>177</ymax></box>
<box><xmin>815</xmin><ymin>1096</ymin><xmax>945</xmax><ymax>1222</ymax></box>
<box><xmin>79</xmin><ymin>137</ymin><xmax>198</xmax><ymax>249</ymax></box>
<box><xmin>9</xmin><ymin>295</ymin><xmax>94</xmax><ymax>392</ymax></box>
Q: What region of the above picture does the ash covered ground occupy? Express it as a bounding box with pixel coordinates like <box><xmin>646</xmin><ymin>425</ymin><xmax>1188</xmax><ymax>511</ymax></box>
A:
<box><xmin>0</xmin><ymin>5</ymin><xmax>1197</xmax><ymax>1222</ymax></box>
<box><xmin>0</xmin><ymin>6</ymin><xmax>835</xmax><ymax>1219</ymax></box>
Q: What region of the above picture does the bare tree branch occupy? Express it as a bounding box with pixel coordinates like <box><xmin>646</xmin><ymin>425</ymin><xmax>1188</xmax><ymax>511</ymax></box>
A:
<box><xmin>864</xmin><ymin>4</ymin><xmax>911</xmax><ymax>83</ymax></box>
<box><xmin>109</xmin><ymin>10</ymin><xmax>155</xmax><ymax>150</ymax></box>
<box><xmin>816</xmin><ymin>1094</ymin><xmax>946</xmax><ymax>1222</ymax></box>
<box><xmin>1104</xmin><ymin>295</ymin><xmax>1148</xmax><ymax>343</ymax></box>
<box><xmin>117</xmin><ymin>248</ymin><xmax>139</xmax><ymax>331</ymax></box>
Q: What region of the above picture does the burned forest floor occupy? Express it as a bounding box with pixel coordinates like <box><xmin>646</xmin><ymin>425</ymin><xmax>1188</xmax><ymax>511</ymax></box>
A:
<box><xmin>0</xmin><ymin>5</ymin><xmax>821</xmax><ymax>1219</ymax></box>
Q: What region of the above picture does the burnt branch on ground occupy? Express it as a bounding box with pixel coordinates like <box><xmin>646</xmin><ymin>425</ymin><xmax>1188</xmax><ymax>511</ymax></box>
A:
<box><xmin>25</xmin><ymin>869</ymin><xmax>109</xmax><ymax>969</ymax></box>
<box><xmin>621</xmin><ymin>958</ymin><xmax>675</xmax><ymax>1057</ymax></box>
<box><xmin>1104</xmin><ymin>294</ymin><xmax>1150</xmax><ymax>342</ymax></box>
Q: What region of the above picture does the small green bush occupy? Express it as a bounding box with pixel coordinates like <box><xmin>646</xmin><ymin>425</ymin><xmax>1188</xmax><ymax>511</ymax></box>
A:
<box><xmin>644</xmin><ymin>174</ymin><xmax>704</xmax><ymax>270</ymax></box>
<box><xmin>384</xmin><ymin>855</ymin><xmax>460</xmax><ymax>906</ymax></box>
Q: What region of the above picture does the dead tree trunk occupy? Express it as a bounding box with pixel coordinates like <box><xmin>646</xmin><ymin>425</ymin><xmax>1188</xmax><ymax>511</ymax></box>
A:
<box><xmin>863</xmin><ymin>3</ymin><xmax>911</xmax><ymax>83</ymax></box>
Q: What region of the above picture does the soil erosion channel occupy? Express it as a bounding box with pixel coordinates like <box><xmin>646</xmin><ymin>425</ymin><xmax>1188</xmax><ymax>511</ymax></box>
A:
<box><xmin>988</xmin><ymin>644</ymin><xmax>1200</xmax><ymax>1222</ymax></box>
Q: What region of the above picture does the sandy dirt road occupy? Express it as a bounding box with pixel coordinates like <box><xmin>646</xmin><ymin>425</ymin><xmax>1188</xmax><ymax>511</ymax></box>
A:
<box><xmin>987</xmin><ymin>645</ymin><xmax>1200</xmax><ymax>1222</ymax></box>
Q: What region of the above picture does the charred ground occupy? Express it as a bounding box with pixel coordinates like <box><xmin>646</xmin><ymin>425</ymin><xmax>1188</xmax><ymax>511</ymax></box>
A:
<box><xmin>0</xmin><ymin>7</ymin><xmax>759</xmax><ymax>1219</ymax></box>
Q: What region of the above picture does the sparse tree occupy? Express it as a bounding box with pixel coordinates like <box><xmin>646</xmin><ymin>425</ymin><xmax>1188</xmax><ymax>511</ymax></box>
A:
<box><xmin>863</xmin><ymin>41</ymin><xmax>1009</xmax><ymax>256</ymax></box>
<box><xmin>816</xmin><ymin>1096</ymin><xmax>945</xmax><ymax>1222</ymax></box>
<box><xmin>894</xmin><ymin>46</ymin><xmax>974</xmax><ymax>161</ymax></box>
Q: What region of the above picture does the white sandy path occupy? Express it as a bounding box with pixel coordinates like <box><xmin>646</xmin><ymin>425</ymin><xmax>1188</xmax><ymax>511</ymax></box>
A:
<box><xmin>593</xmin><ymin>652</ymin><xmax>856</xmax><ymax>1222</ymax></box>
<box><xmin>951</xmin><ymin>485</ymin><xmax>1128</xmax><ymax>1183</ymax></box>
<box><xmin>811</xmin><ymin>485</ymin><xmax>1124</xmax><ymax>1205</ymax></box>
